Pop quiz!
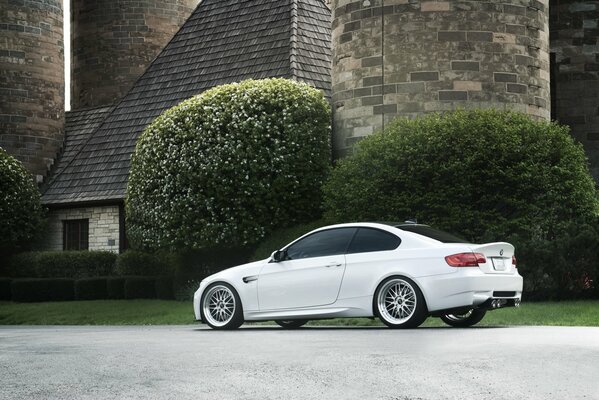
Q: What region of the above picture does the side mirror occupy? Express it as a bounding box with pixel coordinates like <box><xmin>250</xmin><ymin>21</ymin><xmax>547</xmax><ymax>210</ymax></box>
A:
<box><xmin>270</xmin><ymin>249</ymin><xmax>287</xmax><ymax>263</ymax></box>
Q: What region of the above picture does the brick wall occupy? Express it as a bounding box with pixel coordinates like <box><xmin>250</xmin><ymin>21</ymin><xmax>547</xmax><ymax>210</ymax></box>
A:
<box><xmin>551</xmin><ymin>0</ymin><xmax>599</xmax><ymax>181</ymax></box>
<box><xmin>71</xmin><ymin>0</ymin><xmax>200</xmax><ymax>109</ymax></box>
<box><xmin>42</xmin><ymin>205</ymin><xmax>121</xmax><ymax>253</ymax></box>
<box><xmin>332</xmin><ymin>0</ymin><xmax>550</xmax><ymax>158</ymax></box>
<box><xmin>0</xmin><ymin>0</ymin><xmax>64</xmax><ymax>182</ymax></box>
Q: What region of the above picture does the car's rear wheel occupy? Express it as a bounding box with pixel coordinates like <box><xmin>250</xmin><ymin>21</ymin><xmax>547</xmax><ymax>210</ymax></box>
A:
<box><xmin>275</xmin><ymin>320</ymin><xmax>308</xmax><ymax>329</ymax></box>
<box><xmin>440</xmin><ymin>309</ymin><xmax>486</xmax><ymax>327</ymax></box>
<box><xmin>201</xmin><ymin>283</ymin><xmax>244</xmax><ymax>330</ymax></box>
<box><xmin>374</xmin><ymin>276</ymin><xmax>427</xmax><ymax>329</ymax></box>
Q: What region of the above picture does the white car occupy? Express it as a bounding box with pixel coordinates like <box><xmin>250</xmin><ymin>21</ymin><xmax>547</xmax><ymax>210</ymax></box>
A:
<box><xmin>193</xmin><ymin>222</ymin><xmax>523</xmax><ymax>330</ymax></box>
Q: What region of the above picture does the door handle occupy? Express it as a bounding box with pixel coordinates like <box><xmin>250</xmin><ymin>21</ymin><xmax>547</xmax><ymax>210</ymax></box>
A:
<box><xmin>325</xmin><ymin>262</ymin><xmax>343</xmax><ymax>268</ymax></box>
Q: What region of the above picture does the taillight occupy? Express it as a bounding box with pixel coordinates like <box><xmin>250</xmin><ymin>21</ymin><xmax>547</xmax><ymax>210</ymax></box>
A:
<box><xmin>512</xmin><ymin>255</ymin><xmax>517</xmax><ymax>267</ymax></box>
<box><xmin>445</xmin><ymin>252</ymin><xmax>486</xmax><ymax>267</ymax></box>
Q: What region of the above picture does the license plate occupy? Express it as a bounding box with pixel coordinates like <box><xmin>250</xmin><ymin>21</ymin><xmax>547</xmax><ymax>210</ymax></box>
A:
<box><xmin>492</xmin><ymin>258</ymin><xmax>506</xmax><ymax>271</ymax></box>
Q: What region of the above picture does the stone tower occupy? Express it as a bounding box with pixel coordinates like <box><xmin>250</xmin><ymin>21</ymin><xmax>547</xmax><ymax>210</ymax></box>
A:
<box><xmin>550</xmin><ymin>0</ymin><xmax>599</xmax><ymax>181</ymax></box>
<box><xmin>70</xmin><ymin>0</ymin><xmax>200</xmax><ymax>109</ymax></box>
<box><xmin>331</xmin><ymin>0</ymin><xmax>550</xmax><ymax>158</ymax></box>
<box><xmin>0</xmin><ymin>0</ymin><xmax>64</xmax><ymax>182</ymax></box>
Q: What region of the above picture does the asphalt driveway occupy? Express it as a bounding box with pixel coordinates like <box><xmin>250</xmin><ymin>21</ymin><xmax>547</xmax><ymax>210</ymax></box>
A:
<box><xmin>1</xmin><ymin>325</ymin><xmax>598</xmax><ymax>399</ymax></box>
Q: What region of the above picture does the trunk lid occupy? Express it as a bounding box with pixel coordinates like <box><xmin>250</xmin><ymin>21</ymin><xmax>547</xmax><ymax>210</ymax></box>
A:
<box><xmin>469</xmin><ymin>242</ymin><xmax>516</xmax><ymax>274</ymax></box>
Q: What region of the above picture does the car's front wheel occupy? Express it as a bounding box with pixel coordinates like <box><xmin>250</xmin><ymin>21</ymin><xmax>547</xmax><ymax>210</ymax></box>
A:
<box><xmin>201</xmin><ymin>282</ymin><xmax>244</xmax><ymax>330</ymax></box>
<box><xmin>275</xmin><ymin>320</ymin><xmax>308</xmax><ymax>329</ymax></box>
<box><xmin>374</xmin><ymin>276</ymin><xmax>428</xmax><ymax>329</ymax></box>
<box><xmin>440</xmin><ymin>309</ymin><xmax>486</xmax><ymax>327</ymax></box>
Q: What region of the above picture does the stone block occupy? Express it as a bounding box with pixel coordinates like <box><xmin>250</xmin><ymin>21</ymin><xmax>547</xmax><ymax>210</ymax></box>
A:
<box><xmin>506</xmin><ymin>83</ymin><xmax>528</xmax><ymax>94</ymax></box>
<box><xmin>451</xmin><ymin>61</ymin><xmax>480</xmax><ymax>71</ymax></box>
<box><xmin>410</xmin><ymin>71</ymin><xmax>439</xmax><ymax>81</ymax></box>
<box><xmin>453</xmin><ymin>81</ymin><xmax>482</xmax><ymax>91</ymax></box>
<box><xmin>439</xmin><ymin>90</ymin><xmax>468</xmax><ymax>100</ymax></box>
<box><xmin>421</xmin><ymin>2</ymin><xmax>450</xmax><ymax>12</ymax></box>
<box><xmin>467</xmin><ymin>31</ymin><xmax>493</xmax><ymax>42</ymax></box>
<box><xmin>438</xmin><ymin>31</ymin><xmax>466</xmax><ymax>42</ymax></box>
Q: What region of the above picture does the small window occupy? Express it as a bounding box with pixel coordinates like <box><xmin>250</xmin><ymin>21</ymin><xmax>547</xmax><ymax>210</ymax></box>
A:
<box><xmin>347</xmin><ymin>228</ymin><xmax>401</xmax><ymax>254</ymax></box>
<box><xmin>63</xmin><ymin>219</ymin><xmax>89</xmax><ymax>251</ymax></box>
<box><xmin>397</xmin><ymin>225</ymin><xmax>468</xmax><ymax>243</ymax></box>
<box><xmin>286</xmin><ymin>228</ymin><xmax>357</xmax><ymax>260</ymax></box>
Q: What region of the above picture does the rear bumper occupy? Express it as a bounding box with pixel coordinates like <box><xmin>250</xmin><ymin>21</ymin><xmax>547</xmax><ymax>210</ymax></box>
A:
<box><xmin>417</xmin><ymin>269</ymin><xmax>523</xmax><ymax>313</ymax></box>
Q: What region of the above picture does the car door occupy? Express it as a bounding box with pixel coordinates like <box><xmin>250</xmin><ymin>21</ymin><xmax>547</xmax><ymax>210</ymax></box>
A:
<box><xmin>257</xmin><ymin>227</ymin><xmax>357</xmax><ymax>311</ymax></box>
<box><xmin>338</xmin><ymin>228</ymin><xmax>402</xmax><ymax>299</ymax></box>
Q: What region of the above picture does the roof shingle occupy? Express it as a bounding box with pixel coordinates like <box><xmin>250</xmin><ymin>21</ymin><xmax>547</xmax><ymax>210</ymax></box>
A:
<box><xmin>42</xmin><ymin>0</ymin><xmax>331</xmax><ymax>206</ymax></box>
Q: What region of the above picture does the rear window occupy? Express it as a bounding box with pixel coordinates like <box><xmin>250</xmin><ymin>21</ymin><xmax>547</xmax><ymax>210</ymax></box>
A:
<box><xmin>396</xmin><ymin>225</ymin><xmax>469</xmax><ymax>243</ymax></box>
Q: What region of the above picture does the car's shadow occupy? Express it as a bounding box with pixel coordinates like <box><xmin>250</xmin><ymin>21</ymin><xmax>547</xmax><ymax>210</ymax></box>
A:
<box><xmin>192</xmin><ymin>325</ymin><xmax>509</xmax><ymax>332</ymax></box>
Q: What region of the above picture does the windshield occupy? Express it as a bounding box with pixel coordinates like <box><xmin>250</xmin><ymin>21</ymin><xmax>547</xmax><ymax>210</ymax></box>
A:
<box><xmin>396</xmin><ymin>225</ymin><xmax>469</xmax><ymax>243</ymax></box>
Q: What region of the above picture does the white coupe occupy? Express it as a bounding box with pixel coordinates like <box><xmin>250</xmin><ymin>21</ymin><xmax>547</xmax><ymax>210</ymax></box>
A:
<box><xmin>193</xmin><ymin>222</ymin><xmax>523</xmax><ymax>329</ymax></box>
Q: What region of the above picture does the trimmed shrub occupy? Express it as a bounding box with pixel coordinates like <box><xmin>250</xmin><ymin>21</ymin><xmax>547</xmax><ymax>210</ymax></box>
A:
<box><xmin>126</xmin><ymin>78</ymin><xmax>331</xmax><ymax>251</ymax></box>
<box><xmin>324</xmin><ymin>110</ymin><xmax>599</xmax><ymax>242</ymax></box>
<box><xmin>9</xmin><ymin>251</ymin><xmax>117</xmax><ymax>278</ymax></box>
<box><xmin>155</xmin><ymin>277</ymin><xmax>174</xmax><ymax>300</ymax></box>
<box><xmin>107</xmin><ymin>277</ymin><xmax>126</xmax><ymax>300</ymax></box>
<box><xmin>75</xmin><ymin>278</ymin><xmax>108</xmax><ymax>300</ymax></box>
<box><xmin>115</xmin><ymin>251</ymin><xmax>174</xmax><ymax>277</ymax></box>
<box><xmin>250</xmin><ymin>219</ymin><xmax>328</xmax><ymax>261</ymax></box>
<box><xmin>511</xmin><ymin>219</ymin><xmax>599</xmax><ymax>300</ymax></box>
<box><xmin>0</xmin><ymin>278</ymin><xmax>11</xmax><ymax>301</ymax></box>
<box><xmin>0</xmin><ymin>148</ymin><xmax>45</xmax><ymax>256</ymax></box>
<box><xmin>11</xmin><ymin>279</ymin><xmax>74</xmax><ymax>302</ymax></box>
<box><xmin>124</xmin><ymin>277</ymin><xmax>156</xmax><ymax>299</ymax></box>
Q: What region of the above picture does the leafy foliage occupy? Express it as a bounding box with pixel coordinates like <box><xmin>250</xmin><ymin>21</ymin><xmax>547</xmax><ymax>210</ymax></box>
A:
<box><xmin>9</xmin><ymin>251</ymin><xmax>117</xmax><ymax>278</ymax></box>
<box><xmin>323</xmin><ymin>109</ymin><xmax>599</xmax><ymax>242</ymax></box>
<box><xmin>126</xmin><ymin>78</ymin><xmax>331</xmax><ymax>250</ymax></box>
<box><xmin>115</xmin><ymin>251</ymin><xmax>174</xmax><ymax>277</ymax></box>
<box><xmin>0</xmin><ymin>148</ymin><xmax>45</xmax><ymax>254</ymax></box>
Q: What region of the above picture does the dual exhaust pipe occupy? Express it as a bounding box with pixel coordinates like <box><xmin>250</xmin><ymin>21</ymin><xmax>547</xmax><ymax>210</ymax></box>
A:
<box><xmin>490</xmin><ymin>298</ymin><xmax>521</xmax><ymax>309</ymax></box>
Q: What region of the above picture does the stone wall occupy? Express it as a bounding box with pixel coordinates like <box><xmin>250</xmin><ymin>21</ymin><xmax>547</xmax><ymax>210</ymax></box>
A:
<box><xmin>332</xmin><ymin>0</ymin><xmax>550</xmax><ymax>157</ymax></box>
<box><xmin>70</xmin><ymin>0</ymin><xmax>200</xmax><ymax>109</ymax></box>
<box><xmin>550</xmin><ymin>0</ymin><xmax>599</xmax><ymax>181</ymax></box>
<box><xmin>0</xmin><ymin>0</ymin><xmax>64</xmax><ymax>182</ymax></box>
<box><xmin>42</xmin><ymin>205</ymin><xmax>121</xmax><ymax>253</ymax></box>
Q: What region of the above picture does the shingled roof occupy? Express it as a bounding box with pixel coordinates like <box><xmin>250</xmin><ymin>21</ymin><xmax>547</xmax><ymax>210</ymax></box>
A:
<box><xmin>42</xmin><ymin>0</ymin><xmax>331</xmax><ymax>206</ymax></box>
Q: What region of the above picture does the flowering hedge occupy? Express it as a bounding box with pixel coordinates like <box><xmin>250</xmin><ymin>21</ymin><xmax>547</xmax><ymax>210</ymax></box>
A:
<box><xmin>126</xmin><ymin>78</ymin><xmax>331</xmax><ymax>250</ymax></box>
<box><xmin>0</xmin><ymin>148</ymin><xmax>44</xmax><ymax>254</ymax></box>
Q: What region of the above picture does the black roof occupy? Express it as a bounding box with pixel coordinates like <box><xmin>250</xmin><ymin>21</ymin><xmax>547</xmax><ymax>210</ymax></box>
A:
<box><xmin>42</xmin><ymin>0</ymin><xmax>331</xmax><ymax>206</ymax></box>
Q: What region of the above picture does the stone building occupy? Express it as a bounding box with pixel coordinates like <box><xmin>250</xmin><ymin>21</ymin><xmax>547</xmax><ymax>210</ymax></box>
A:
<box><xmin>332</xmin><ymin>0</ymin><xmax>551</xmax><ymax>157</ymax></box>
<box><xmin>2</xmin><ymin>0</ymin><xmax>599</xmax><ymax>253</ymax></box>
<box><xmin>550</xmin><ymin>0</ymin><xmax>599</xmax><ymax>179</ymax></box>
<box><xmin>0</xmin><ymin>0</ymin><xmax>64</xmax><ymax>183</ymax></box>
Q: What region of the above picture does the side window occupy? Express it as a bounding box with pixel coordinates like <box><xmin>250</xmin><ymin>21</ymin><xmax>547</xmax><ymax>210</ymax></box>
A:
<box><xmin>347</xmin><ymin>228</ymin><xmax>400</xmax><ymax>254</ymax></box>
<box><xmin>286</xmin><ymin>228</ymin><xmax>357</xmax><ymax>260</ymax></box>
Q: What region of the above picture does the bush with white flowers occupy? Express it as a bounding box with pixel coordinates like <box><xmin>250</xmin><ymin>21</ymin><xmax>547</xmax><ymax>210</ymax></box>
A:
<box><xmin>126</xmin><ymin>78</ymin><xmax>331</xmax><ymax>250</ymax></box>
<box><xmin>0</xmin><ymin>148</ymin><xmax>44</xmax><ymax>254</ymax></box>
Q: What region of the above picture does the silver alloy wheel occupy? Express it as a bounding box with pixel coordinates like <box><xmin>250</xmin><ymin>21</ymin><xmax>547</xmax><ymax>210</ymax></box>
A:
<box><xmin>377</xmin><ymin>278</ymin><xmax>417</xmax><ymax>325</ymax></box>
<box><xmin>444</xmin><ymin>310</ymin><xmax>473</xmax><ymax>322</ymax></box>
<box><xmin>203</xmin><ymin>285</ymin><xmax>236</xmax><ymax>327</ymax></box>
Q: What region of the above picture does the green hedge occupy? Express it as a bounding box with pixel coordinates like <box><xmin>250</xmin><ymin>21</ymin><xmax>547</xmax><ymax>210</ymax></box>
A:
<box><xmin>324</xmin><ymin>109</ymin><xmax>599</xmax><ymax>242</ymax></box>
<box><xmin>126</xmin><ymin>78</ymin><xmax>331</xmax><ymax>250</ymax></box>
<box><xmin>74</xmin><ymin>278</ymin><xmax>108</xmax><ymax>300</ymax></box>
<box><xmin>0</xmin><ymin>148</ymin><xmax>45</xmax><ymax>255</ymax></box>
<box><xmin>115</xmin><ymin>251</ymin><xmax>174</xmax><ymax>276</ymax></box>
<box><xmin>124</xmin><ymin>277</ymin><xmax>156</xmax><ymax>299</ymax></box>
<box><xmin>107</xmin><ymin>277</ymin><xmax>126</xmax><ymax>300</ymax></box>
<box><xmin>0</xmin><ymin>278</ymin><xmax>11</xmax><ymax>301</ymax></box>
<box><xmin>155</xmin><ymin>278</ymin><xmax>174</xmax><ymax>300</ymax></box>
<box><xmin>9</xmin><ymin>251</ymin><xmax>117</xmax><ymax>279</ymax></box>
<box><xmin>11</xmin><ymin>279</ymin><xmax>75</xmax><ymax>302</ymax></box>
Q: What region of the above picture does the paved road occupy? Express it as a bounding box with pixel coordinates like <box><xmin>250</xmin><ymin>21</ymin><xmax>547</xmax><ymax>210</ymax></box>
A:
<box><xmin>0</xmin><ymin>325</ymin><xmax>598</xmax><ymax>400</ymax></box>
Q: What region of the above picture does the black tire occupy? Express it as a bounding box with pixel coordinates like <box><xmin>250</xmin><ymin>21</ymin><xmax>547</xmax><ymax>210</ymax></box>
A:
<box><xmin>275</xmin><ymin>320</ymin><xmax>308</xmax><ymax>329</ymax></box>
<box><xmin>200</xmin><ymin>282</ymin><xmax>244</xmax><ymax>330</ymax></box>
<box><xmin>440</xmin><ymin>309</ymin><xmax>486</xmax><ymax>327</ymax></box>
<box><xmin>373</xmin><ymin>276</ymin><xmax>428</xmax><ymax>329</ymax></box>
